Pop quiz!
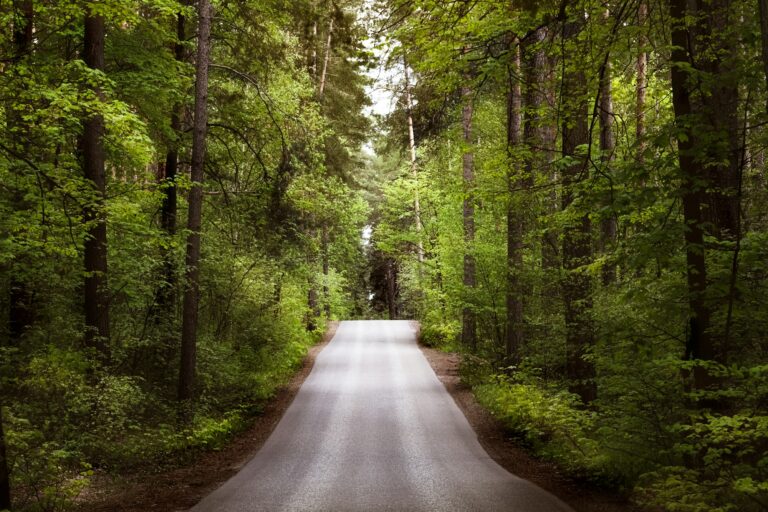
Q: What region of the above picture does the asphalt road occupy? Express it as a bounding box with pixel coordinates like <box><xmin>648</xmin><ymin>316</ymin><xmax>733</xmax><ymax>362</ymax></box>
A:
<box><xmin>190</xmin><ymin>320</ymin><xmax>573</xmax><ymax>512</ymax></box>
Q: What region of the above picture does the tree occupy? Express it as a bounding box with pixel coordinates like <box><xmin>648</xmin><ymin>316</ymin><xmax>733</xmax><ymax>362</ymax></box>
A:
<box><xmin>461</xmin><ymin>60</ymin><xmax>477</xmax><ymax>351</ymax></box>
<box><xmin>178</xmin><ymin>0</ymin><xmax>213</xmax><ymax>406</ymax></box>
<box><xmin>560</xmin><ymin>8</ymin><xmax>596</xmax><ymax>403</ymax></box>
<box><xmin>505</xmin><ymin>39</ymin><xmax>524</xmax><ymax>364</ymax></box>
<box><xmin>81</xmin><ymin>6</ymin><xmax>111</xmax><ymax>362</ymax></box>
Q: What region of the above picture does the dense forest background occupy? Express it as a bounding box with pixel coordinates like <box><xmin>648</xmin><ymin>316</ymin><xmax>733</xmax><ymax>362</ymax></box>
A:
<box><xmin>1</xmin><ymin>0</ymin><xmax>768</xmax><ymax>510</ymax></box>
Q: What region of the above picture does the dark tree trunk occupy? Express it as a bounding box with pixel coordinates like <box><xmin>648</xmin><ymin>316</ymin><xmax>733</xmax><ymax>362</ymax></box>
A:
<box><xmin>157</xmin><ymin>11</ymin><xmax>186</xmax><ymax>316</ymax></box>
<box><xmin>386</xmin><ymin>258</ymin><xmax>398</xmax><ymax>320</ymax></box>
<box><xmin>506</xmin><ymin>41</ymin><xmax>524</xmax><ymax>364</ymax></box>
<box><xmin>561</xmin><ymin>15</ymin><xmax>596</xmax><ymax>404</ymax></box>
<box><xmin>699</xmin><ymin>1</ymin><xmax>740</xmax><ymax>243</ymax></box>
<box><xmin>538</xmin><ymin>29</ymin><xmax>559</xmax><ymax>278</ymax></box>
<box><xmin>0</xmin><ymin>408</ymin><xmax>9</xmax><ymax>511</ymax></box>
<box><xmin>599</xmin><ymin>17</ymin><xmax>617</xmax><ymax>286</ymax></box>
<box><xmin>461</xmin><ymin>75</ymin><xmax>476</xmax><ymax>351</ymax></box>
<box><xmin>81</xmin><ymin>12</ymin><xmax>110</xmax><ymax>361</ymax></box>
<box><xmin>178</xmin><ymin>0</ymin><xmax>212</xmax><ymax>405</ymax></box>
<box><xmin>668</xmin><ymin>0</ymin><xmax>735</xmax><ymax>390</ymax></box>
<box><xmin>322</xmin><ymin>226</ymin><xmax>331</xmax><ymax>320</ymax></box>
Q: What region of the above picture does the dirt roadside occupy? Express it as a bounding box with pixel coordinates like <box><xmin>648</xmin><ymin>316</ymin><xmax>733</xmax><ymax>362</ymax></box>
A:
<box><xmin>414</xmin><ymin>324</ymin><xmax>643</xmax><ymax>512</ymax></box>
<box><xmin>77</xmin><ymin>322</ymin><xmax>339</xmax><ymax>512</ymax></box>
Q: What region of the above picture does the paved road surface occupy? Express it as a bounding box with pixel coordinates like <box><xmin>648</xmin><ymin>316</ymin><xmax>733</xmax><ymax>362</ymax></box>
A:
<box><xmin>190</xmin><ymin>320</ymin><xmax>573</xmax><ymax>512</ymax></box>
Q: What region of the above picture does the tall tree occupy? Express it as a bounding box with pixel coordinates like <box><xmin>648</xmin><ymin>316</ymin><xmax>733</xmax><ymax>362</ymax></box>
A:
<box><xmin>157</xmin><ymin>9</ymin><xmax>187</xmax><ymax>317</ymax></box>
<box><xmin>81</xmin><ymin>6</ymin><xmax>110</xmax><ymax>361</ymax></box>
<box><xmin>560</xmin><ymin>10</ymin><xmax>596</xmax><ymax>403</ymax></box>
<box><xmin>668</xmin><ymin>0</ymin><xmax>738</xmax><ymax>390</ymax></box>
<box><xmin>461</xmin><ymin>64</ymin><xmax>477</xmax><ymax>351</ymax></box>
<box><xmin>636</xmin><ymin>0</ymin><xmax>647</xmax><ymax>165</ymax></box>
<box><xmin>599</xmin><ymin>8</ymin><xmax>617</xmax><ymax>285</ymax></box>
<box><xmin>178</xmin><ymin>0</ymin><xmax>213</xmax><ymax>405</ymax></box>
<box><xmin>403</xmin><ymin>58</ymin><xmax>424</xmax><ymax>267</ymax></box>
<box><xmin>505</xmin><ymin>39</ymin><xmax>524</xmax><ymax>364</ymax></box>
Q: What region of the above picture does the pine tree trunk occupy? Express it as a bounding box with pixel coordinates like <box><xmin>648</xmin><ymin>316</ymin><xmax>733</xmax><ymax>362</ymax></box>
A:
<box><xmin>178</xmin><ymin>0</ymin><xmax>212</xmax><ymax>405</ymax></box>
<box><xmin>599</xmin><ymin>15</ymin><xmax>617</xmax><ymax>286</ymax></box>
<box><xmin>461</xmin><ymin>74</ymin><xmax>477</xmax><ymax>352</ymax></box>
<box><xmin>157</xmin><ymin>11</ymin><xmax>185</xmax><ymax>316</ymax></box>
<box><xmin>561</xmin><ymin>15</ymin><xmax>596</xmax><ymax>403</ymax></box>
<box><xmin>81</xmin><ymin>12</ymin><xmax>110</xmax><ymax>361</ymax></box>
<box><xmin>322</xmin><ymin>226</ymin><xmax>331</xmax><ymax>320</ymax></box>
<box><xmin>505</xmin><ymin>41</ymin><xmax>524</xmax><ymax>364</ymax></box>
<box><xmin>404</xmin><ymin>59</ymin><xmax>424</xmax><ymax>267</ymax></box>
<box><xmin>318</xmin><ymin>17</ymin><xmax>333</xmax><ymax>97</ymax></box>
<box><xmin>386</xmin><ymin>258</ymin><xmax>397</xmax><ymax>320</ymax></box>
<box><xmin>636</xmin><ymin>1</ymin><xmax>647</xmax><ymax>165</ymax></box>
<box><xmin>669</xmin><ymin>0</ymin><xmax>714</xmax><ymax>390</ymax></box>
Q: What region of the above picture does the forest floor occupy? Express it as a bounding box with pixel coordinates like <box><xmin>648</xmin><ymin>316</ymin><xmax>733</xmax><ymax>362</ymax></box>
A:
<box><xmin>414</xmin><ymin>322</ymin><xmax>644</xmax><ymax>512</ymax></box>
<box><xmin>78</xmin><ymin>320</ymin><xmax>639</xmax><ymax>512</ymax></box>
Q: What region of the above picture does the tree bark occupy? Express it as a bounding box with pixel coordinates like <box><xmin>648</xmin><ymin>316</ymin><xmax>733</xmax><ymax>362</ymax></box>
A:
<box><xmin>461</xmin><ymin>70</ymin><xmax>477</xmax><ymax>352</ymax></box>
<box><xmin>636</xmin><ymin>1</ymin><xmax>647</xmax><ymax>166</ymax></box>
<box><xmin>318</xmin><ymin>17</ymin><xmax>333</xmax><ymax>97</ymax></box>
<box><xmin>178</xmin><ymin>0</ymin><xmax>212</xmax><ymax>405</ymax></box>
<box><xmin>322</xmin><ymin>225</ymin><xmax>331</xmax><ymax>320</ymax></box>
<box><xmin>561</xmin><ymin>14</ymin><xmax>596</xmax><ymax>403</ymax></box>
<box><xmin>157</xmin><ymin>10</ymin><xmax>186</xmax><ymax>316</ymax></box>
<box><xmin>668</xmin><ymin>0</ymin><xmax>711</xmax><ymax>386</ymax></box>
<box><xmin>599</xmin><ymin>11</ymin><xmax>617</xmax><ymax>286</ymax></box>
<box><xmin>404</xmin><ymin>59</ymin><xmax>424</xmax><ymax>267</ymax></box>
<box><xmin>506</xmin><ymin>40</ymin><xmax>524</xmax><ymax>364</ymax></box>
<box><xmin>668</xmin><ymin>0</ymin><xmax>736</xmax><ymax>390</ymax></box>
<box><xmin>81</xmin><ymin>11</ymin><xmax>110</xmax><ymax>361</ymax></box>
<box><xmin>386</xmin><ymin>258</ymin><xmax>398</xmax><ymax>320</ymax></box>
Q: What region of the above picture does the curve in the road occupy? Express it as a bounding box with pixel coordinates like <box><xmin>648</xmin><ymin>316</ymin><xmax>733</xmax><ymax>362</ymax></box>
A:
<box><xmin>190</xmin><ymin>320</ymin><xmax>573</xmax><ymax>512</ymax></box>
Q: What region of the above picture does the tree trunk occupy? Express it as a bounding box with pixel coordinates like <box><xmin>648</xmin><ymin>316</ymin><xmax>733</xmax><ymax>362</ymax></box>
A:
<box><xmin>561</xmin><ymin>15</ymin><xmax>596</xmax><ymax>403</ymax></box>
<box><xmin>386</xmin><ymin>258</ymin><xmax>397</xmax><ymax>320</ymax></box>
<box><xmin>461</xmin><ymin>72</ymin><xmax>476</xmax><ymax>352</ymax></box>
<box><xmin>0</xmin><ymin>408</ymin><xmax>9</xmax><ymax>511</ymax></box>
<box><xmin>599</xmin><ymin>12</ymin><xmax>617</xmax><ymax>286</ymax></box>
<box><xmin>318</xmin><ymin>17</ymin><xmax>333</xmax><ymax>97</ymax></box>
<box><xmin>311</xmin><ymin>20</ymin><xmax>318</xmax><ymax>79</ymax></box>
<box><xmin>322</xmin><ymin>225</ymin><xmax>331</xmax><ymax>320</ymax></box>
<box><xmin>178</xmin><ymin>0</ymin><xmax>212</xmax><ymax>405</ymax></box>
<box><xmin>404</xmin><ymin>59</ymin><xmax>424</xmax><ymax>267</ymax></box>
<box><xmin>636</xmin><ymin>1</ymin><xmax>647</xmax><ymax>165</ymax></box>
<box><xmin>668</xmin><ymin>0</ymin><xmax>714</xmax><ymax>390</ymax></box>
<box><xmin>506</xmin><ymin>40</ymin><xmax>524</xmax><ymax>364</ymax></box>
<box><xmin>81</xmin><ymin>12</ymin><xmax>110</xmax><ymax>361</ymax></box>
<box><xmin>157</xmin><ymin>11</ymin><xmax>186</xmax><ymax>316</ymax></box>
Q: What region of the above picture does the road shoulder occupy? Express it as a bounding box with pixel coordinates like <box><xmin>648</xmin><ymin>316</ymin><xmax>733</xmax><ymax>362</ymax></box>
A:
<box><xmin>415</xmin><ymin>332</ymin><xmax>642</xmax><ymax>512</ymax></box>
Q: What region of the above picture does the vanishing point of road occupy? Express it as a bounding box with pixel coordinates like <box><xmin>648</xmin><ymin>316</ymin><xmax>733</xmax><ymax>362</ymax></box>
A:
<box><xmin>190</xmin><ymin>320</ymin><xmax>573</xmax><ymax>512</ymax></box>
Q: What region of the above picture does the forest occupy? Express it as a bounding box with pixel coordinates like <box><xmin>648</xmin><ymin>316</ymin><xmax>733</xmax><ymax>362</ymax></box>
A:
<box><xmin>1</xmin><ymin>0</ymin><xmax>767</xmax><ymax>511</ymax></box>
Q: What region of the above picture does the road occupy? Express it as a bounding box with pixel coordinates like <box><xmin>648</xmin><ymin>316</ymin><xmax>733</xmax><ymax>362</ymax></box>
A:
<box><xmin>190</xmin><ymin>320</ymin><xmax>573</xmax><ymax>512</ymax></box>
